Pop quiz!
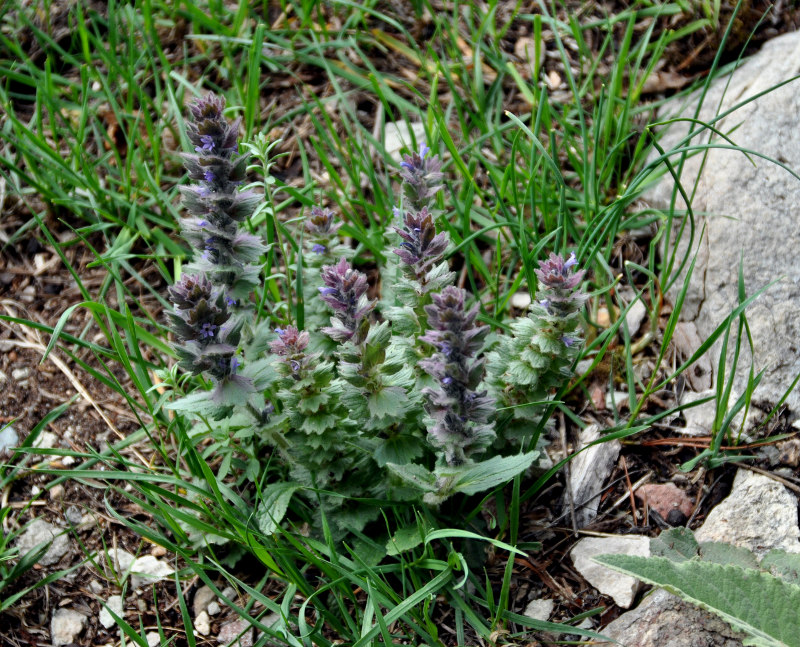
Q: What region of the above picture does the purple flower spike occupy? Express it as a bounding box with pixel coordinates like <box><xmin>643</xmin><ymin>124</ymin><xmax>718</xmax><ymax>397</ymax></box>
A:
<box><xmin>319</xmin><ymin>258</ymin><xmax>375</xmax><ymax>342</ymax></box>
<box><xmin>392</xmin><ymin>207</ymin><xmax>449</xmax><ymax>282</ymax></box>
<box><xmin>399</xmin><ymin>143</ymin><xmax>444</xmax><ymax>211</ymax></box>
<box><xmin>419</xmin><ymin>286</ymin><xmax>494</xmax><ymax>465</ymax></box>
<box><xmin>305</xmin><ymin>206</ymin><xmax>342</xmax><ymax>237</ymax></box>
<box><xmin>270</xmin><ymin>325</ymin><xmax>309</xmax><ymax>356</ymax></box>
<box><xmin>535</xmin><ymin>252</ymin><xmax>585</xmax><ymax>291</ymax></box>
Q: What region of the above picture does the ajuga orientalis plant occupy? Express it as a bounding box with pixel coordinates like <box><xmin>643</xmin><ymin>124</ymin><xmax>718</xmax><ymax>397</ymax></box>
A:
<box><xmin>164</xmin><ymin>93</ymin><xmax>588</xmax><ymax>541</ymax></box>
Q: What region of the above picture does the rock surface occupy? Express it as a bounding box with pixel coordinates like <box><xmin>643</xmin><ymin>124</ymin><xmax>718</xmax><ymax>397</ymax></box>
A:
<box><xmin>566</xmin><ymin>424</ymin><xmax>621</xmax><ymax>527</ymax></box>
<box><xmin>597</xmin><ymin>589</ymin><xmax>746</xmax><ymax>647</ymax></box>
<box><xmin>15</xmin><ymin>519</ymin><xmax>70</xmax><ymax>566</ymax></box>
<box><xmin>51</xmin><ymin>608</ymin><xmax>87</xmax><ymax>646</ymax></box>
<box><xmin>523</xmin><ymin>598</ymin><xmax>554</xmax><ymax>622</ymax></box>
<box><xmin>99</xmin><ymin>595</ymin><xmax>124</xmax><ymax>629</ymax></box>
<box><xmin>597</xmin><ymin>467</ymin><xmax>799</xmax><ymax>644</ymax></box>
<box><xmin>0</xmin><ymin>425</ymin><xmax>18</xmax><ymax>454</ymax></box>
<box><xmin>645</xmin><ymin>29</ymin><xmax>800</xmax><ymax>414</ymax></box>
<box><xmin>193</xmin><ymin>584</ymin><xmax>216</xmax><ymax>617</ymax></box>
<box><xmin>130</xmin><ymin>554</ymin><xmax>174</xmax><ymax>588</ymax></box>
<box><xmin>570</xmin><ymin>535</ymin><xmax>650</xmax><ymax>608</ymax></box>
<box><xmin>694</xmin><ymin>469</ymin><xmax>800</xmax><ymax>557</ymax></box>
<box><xmin>635</xmin><ymin>482</ymin><xmax>693</xmax><ymax>520</ymax></box>
<box><xmin>217</xmin><ymin>618</ymin><xmax>255</xmax><ymax>647</ymax></box>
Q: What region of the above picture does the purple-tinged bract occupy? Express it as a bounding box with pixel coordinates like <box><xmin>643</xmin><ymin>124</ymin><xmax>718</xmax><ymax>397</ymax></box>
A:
<box><xmin>399</xmin><ymin>144</ymin><xmax>444</xmax><ymax>211</ymax></box>
<box><xmin>419</xmin><ymin>286</ymin><xmax>495</xmax><ymax>465</ymax></box>
<box><xmin>393</xmin><ymin>207</ymin><xmax>449</xmax><ymax>283</ymax></box>
<box><xmin>319</xmin><ymin>258</ymin><xmax>375</xmax><ymax>343</ymax></box>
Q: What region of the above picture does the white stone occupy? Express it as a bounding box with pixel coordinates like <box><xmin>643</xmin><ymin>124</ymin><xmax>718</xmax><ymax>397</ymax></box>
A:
<box><xmin>34</xmin><ymin>431</ymin><xmax>58</xmax><ymax>449</ymax></box>
<box><xmin>146</xmin><ymin>632</ymin><xmax>161</xmax><ymax>647</ymax></box>
<box><xmin>207</xmin><ymin>601</ymin><xmax>221</xmax><ymax>616</ymax></box>
<box><xmin>523</xmin><ymin>598</ymin><xmax>554</xmax><ymax>622</ymax></box>
<box><xmin>511</xmin><ymin>291</ymin><xmax>532</xmax><ymax>310</ymax></box>
<box><xmin>15</xmin><ymin>519</ymin><xmax>70</xmax><ymax>566</ymax></box>
<box><xmin>195</xmin><ymin>610</ymin><xmax>211</xmax><ymax>636</ymax></box>
<box><xmin>130</xmin><ymin>555</ymin><xmax>174</xmax><ymax>588</ymax></box>
<box><xmin>566</xmin><ymin>424</ymin><xmax>621</xmax><ymax>527</ymax></box>
<box><xmin>645</xmin><ymin>30</ymin><xmax>800</xmax><ymax>414</ymax></box>
<box><xmin>383</xmin><ymin>121</ymin><xmax>427</xmax><ymax>163</ymax></box>
<box><xmin>679</xmin><ymin>389</ymin><xmax>718</xmax><ymax>436</ymax></box>
<box><xmin>99</xmin><ymin>595</ymin><xmax>123</xmax><ymax>629</ymax></box>
<box><xmin>0</xmin><ymin>425</ymin><xmax>18</xmax><ymax>453</ymax></box>
<box><xmin>571</xmin><ymin>535</ymin><xmax>650</xmax><ymax>608</ymax></box>
<box><xmin>111</xmin><ymin>548</ymin><xmax>136</xmax><ymax>574</ymax></box>
<box><xmin>624</xmin><ymin>299</ymin><xmax>647</xmax><ymax>336</ymax></box>
<box><xmin>193</xmin><ymin>585</ymin><xmax>216</xmax><ymax>617</ymax></box>
<box><xmin>695</xmin><ymin>469</ymin><xmax>800</xmax><ymax>558</ymax></box>
<box><xmin>11</xmin><ymin>367</ymin><xmax>30</xmax><ymax>381</ymax></box>
<box><xmin>51</xmin><ymin>608</ymin><xmax>87</xmax><ymax>646</ymax></box>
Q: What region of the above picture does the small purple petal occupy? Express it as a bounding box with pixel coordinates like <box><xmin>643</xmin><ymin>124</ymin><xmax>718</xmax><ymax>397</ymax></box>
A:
<box><xmin>312</xmin><ymin>244</ymin><xmax>326</xmax><ymax>254</ymax></box>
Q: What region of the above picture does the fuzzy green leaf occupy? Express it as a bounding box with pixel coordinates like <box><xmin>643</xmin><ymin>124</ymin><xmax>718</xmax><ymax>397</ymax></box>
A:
<box><xmin>445</xmin><ymin>452</ymin><xmax>539</xmax><ymax>496</ymax></box>
<box><xmin>386</xmin><ymin>462</ymin><xmax>438</xmax><ymax>492</ymax></box>
<box><xmin>256</xmin><ymin>483</ymin><xmax>301</xmax><ymax>535</ymax></box>
<box><xmin>761</xmin><ymin>550</ymin><xmax>800</xmax><ymax>585</ymax></box>
<box><xmin>367</xmin><ymin>387</ymin><xmax>409</xmax><ymax>421</ymax></box>
<box><xmin>595</xmin><ymin>554</ymin><xmax>800</xmax><ymax>647</ymax></box>
<box><xmin>650</xmin><ymin>526</ymin><xmax>699</xmax><ymax>562</ymax></box>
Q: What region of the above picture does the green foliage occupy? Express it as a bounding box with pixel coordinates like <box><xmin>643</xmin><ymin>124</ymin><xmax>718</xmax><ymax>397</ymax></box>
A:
<box><xmin>596</xmin><ymin>528</ymin><xmax>800</xmax><ymax>647</ymax></box>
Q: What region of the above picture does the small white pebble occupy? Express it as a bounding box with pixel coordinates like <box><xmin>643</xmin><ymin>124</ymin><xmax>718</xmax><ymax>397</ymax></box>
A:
<box><xmin>146</xmin><ymin>632</ymin><xmax>160</xmax><ymax>647</ymax></box>
<box><xmin>50</xmin><ymin>484</ymin><xmax>65</xmax><ymax>500</ymax></box>
<box><xmin>31</xmin><ymin>485</ymin><xmax>41</xmax><ymax>496</ymax></box>
<box><xmin>61</xmin><ymin>456</ymin><xmax>76</xmax><ymax>467</ymax></box>
<box><xmin>12</xmin><ymin>367</ymin><xmax>30</xmax><ymax>381</ymax></box>
<box><xmin>206</xmin><ymin>601</ymin><xmax>220</xmax><ymax>616</ymax></box>
<box><xmin>194</xmin><ymin>610</ymin><xmax>211</xmax><ymax>635</ymax></box>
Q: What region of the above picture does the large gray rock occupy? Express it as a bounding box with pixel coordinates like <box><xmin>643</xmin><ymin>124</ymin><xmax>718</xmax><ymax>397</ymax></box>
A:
<box><xmin>598</xmin><ymin>589</ymin><xmax>746</xmax><ymax>647</ymax></box>
<box><xmin>695</xmin><ymin>469</ymin><xmax>800</xmax><ymax>558</ymax></box>
<box><xmin>646</xmin><ymin>30</ymin><xmax>800</xmax><ymax>415</ymax></box>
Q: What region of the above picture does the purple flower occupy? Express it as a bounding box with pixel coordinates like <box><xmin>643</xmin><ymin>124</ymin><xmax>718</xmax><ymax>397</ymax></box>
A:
<box><xmin>203</xmin><ymin>169</ymin><xmax>215</xmax><ymax>183</ymax></box>
<box><xmin>399</xmin><ymin>144</ymin><xmax>444</xmax><ymax>211</ymax></box>
<box><xmin>195</xmin><ymin>135</ymin><xmax>215</xmax><ymax>153</ymax></box>
<box><xmin>392</xmin><ymin>207</ymin><xmax>449</xmax><ymax>283</ymax></box>
<box><xmin>418</xmin><ymin>286</ymin><xmax>494</xmax><ymax>465</ymax></box>
<box><xmin>270</xmin><ymin>325</ymin><xmax>310</xmax><ymax>356</ymax></box>
<box><xmin>200</xmin><ymin>322</ymin><xmax>218</xmax><ymax>339</ymax></box>
<box><xmin>535</xmin><ymin>252</ymin><xmax>585</xmax><ymax>291</ymax></box>
<box><xmin>305</xmin><ymin>206</ymin><xmax>342</xmax><ymax>236</ymax></box>
<box><xmin>319</xmin><ymin>258</ymin><xmax>375</xmax><ymax>343</ymax></box>
<box><xmin>311</xmin><ymin>244</ymin><xmax>326</xmax><ymax>254</ymax></box>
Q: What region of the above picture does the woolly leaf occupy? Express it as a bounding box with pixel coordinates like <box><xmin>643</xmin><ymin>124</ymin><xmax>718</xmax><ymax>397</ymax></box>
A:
<box><xmin>699</xmin><ymin>542</ymin><xmax>760</xmax><ymax>570</ymax></box>
<box><xmin>650</xmin><ymin>526</ymin><xmax>699</xmax><ymax>562</ymax></box>
<box><xmin>444</xmin><ymin>451</ymin><xmax>539</xmax><ymax>496</ymax></box>
<box><xmin>386</xmin><ymin>462</ymin><xmax>438</xmax><ymax>492</ymax></box>
<box><xmin>256</xmin><ymin>483</ymin><xmax>301</xmax><ymax>535</ymax></box>
<box><xmin>367</xmin><ymin>387</ymin><xmax>410</xmax><ymax>420</ymax></box>
<box><xmin>594</xmin><ymin>554</ymin><xmax>800</xmax><ymax>647</ymax></box>
<box><xmin>374</xmin><ymin>433</ymin><xmax>424</xmax><ymax>467</ymax></box>
<box><xmin>386</xmin><ymin>524</ymin><xmax>427</xmax><ymax>556</ymax></box>
<box><xmin>761</xmin><ymin>550</ymin><xmax>800</xmax><ymax>585</ymax></box>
